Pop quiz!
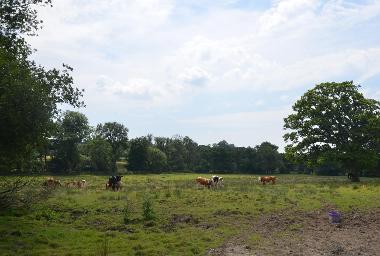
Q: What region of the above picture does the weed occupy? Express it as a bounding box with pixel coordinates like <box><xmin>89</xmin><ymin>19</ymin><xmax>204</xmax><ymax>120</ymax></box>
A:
<box><xmin>142</xmin><ymin>197</ymin><xmax>156</xmax><ymax>221</ymax></box>
<box><xmin>96</xmin><ymin>235</ymin><xmax>110</xmax><ymax>256</ymax></box>
<box><xmin>123</xmin><ymin>201</ymin><xmax>134</xmax><ymax>224</ymax></box>
<box><xmin>35</xmin><ymin>208</ymin><xmax>59</xmax><ymax>221</ymax></box>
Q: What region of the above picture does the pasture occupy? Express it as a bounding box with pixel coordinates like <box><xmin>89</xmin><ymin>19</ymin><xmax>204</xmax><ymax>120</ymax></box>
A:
<box><xmin>1</xmin><ymin>174</ymin><xmax>380</xmax><ymax>255</ymax></box>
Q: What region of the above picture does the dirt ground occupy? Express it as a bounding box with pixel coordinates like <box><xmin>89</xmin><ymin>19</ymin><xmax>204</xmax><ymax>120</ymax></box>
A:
<box><xmin>208</xmin><ymin>208</ymin><xmax>380</xmax><ymax>256</ymax></box>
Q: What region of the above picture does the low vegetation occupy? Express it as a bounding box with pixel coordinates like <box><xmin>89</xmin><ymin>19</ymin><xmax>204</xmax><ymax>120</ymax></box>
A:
<box><xmin>0</xmin><ymin>174</ymin><xmax>379</xmax><ymax>255</ymax></box>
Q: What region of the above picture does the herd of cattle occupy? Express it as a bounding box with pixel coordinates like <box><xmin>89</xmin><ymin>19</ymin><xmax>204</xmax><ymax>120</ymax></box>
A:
<box><xmin>42</xmin><ymin>175</ymin><xmax>278</xmax><ymax>191</ymax></box>
<box><xmin>195</xmin><ymin>175</ymin><xmax>277</xmax><ymax>188</ymax></box>
<box><xmin>42</xmin><ymin>176</ymin><xmax>123</xmax><ymax>191</ymax></box>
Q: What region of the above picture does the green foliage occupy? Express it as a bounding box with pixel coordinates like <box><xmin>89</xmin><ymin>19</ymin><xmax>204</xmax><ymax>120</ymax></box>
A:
<box><xmin>34</xmin><ymin>208</ymin><xmax>59</xmax><ymax>221</ymax></box>
<box><xmin>127</xmin><ymin>136</ymin><xmax>152</xmax><ymax>171</ymax></box>
<box><xmin>0</xmin><ymin>0</ymin><xmax>83</xmax><ymax>172</ymax></box>
<box><xmin>83</xmin><ymin>138</ymin><xmax>113</xmax><ymax>172</ymax></box>
<box><xmin>96</xmin><ymin>235</ymin><xmax>110</xmax><ymax>256</ymax></box>
<box><xmin>52</xmin><ymin>111</ymin><xmax>89</xmax><ymax>172</ymax></box>
<box><xmin>142</xmin><ymin>197</ymin><xmax>156</xmax><ymax>221</ymax></box>
<box><xmin>95</xmin><ymin>122</ymin><xmax>129</xmax><ymax>171</ymax></box>
<box><xmin>284</xmin><ymin>81</ymin><xmax>380</xmax><ymax>180</ymax></box>
<box><xmin>123</xmin><ymin>201</ymin><xmax>134</xmax><ymax>224</ymax></box>
<box><xmin>146</xmin><ymin>146</ymin><xmax>167</xmax><ymax>172</ymax></box>
<box><xmin>254</xmin><ymin>142</ymin><xmax>283</xmax><ymax>174</ymax></box>
<box><xmin>0</xmin><ymin>174</ymin><xmax>380</xmax><ymax>255</ymax></box>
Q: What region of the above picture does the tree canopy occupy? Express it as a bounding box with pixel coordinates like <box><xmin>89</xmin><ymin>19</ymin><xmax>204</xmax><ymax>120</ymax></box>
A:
<box><xmin>52</xmin><ymin>111</ymin><xmax>89</xmax><ymax>172</ymax></box>
<box><xmin>0</xmin><ymin>0</ymin><xmax>83</xmax><ymax>172</ymax></box>
<box><xmin>283</xmin><ymin>81</ymin><xmax>380</xmax><ymax>181</ymax></box>
<box><xmin>95</xmin><ymin>122</ymin><xmax>129</xmax><ymax>171</ymax></box>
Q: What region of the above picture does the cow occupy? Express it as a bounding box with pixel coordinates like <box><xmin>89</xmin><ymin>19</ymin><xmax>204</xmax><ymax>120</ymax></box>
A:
<box><xmin>196</xmin><ymin>177</ymin><xmax>212</xmax><ymax>189</ymax></box>
<box><xmin>106</xmin><ymin>175</ymin><xmax>123</xmax><ymax>191</ymax></box>
<box><xmin>65</xmin><ymin>179</ymin><xmax>86</xmax><ymax>188</ymax></box>
<box><xmin>211</xmin><ymin>175</ymin><xmax>224</xmax><ymax>188</ymax></box>
<box><xmin>258</xmin><ymin>176</ymin><xmax>277</xmax><ymax>185</ymax></box>
<box><xmin>43</xmin><ymin>177</ymin><xmax>61</xmax><ymax>188</ymax></box>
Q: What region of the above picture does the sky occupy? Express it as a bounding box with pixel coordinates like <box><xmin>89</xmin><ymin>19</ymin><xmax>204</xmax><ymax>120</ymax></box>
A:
<box><xmin>28</xmin><ymin>0</ymin><xmax>380</xmax><ymax>151</ymax></box>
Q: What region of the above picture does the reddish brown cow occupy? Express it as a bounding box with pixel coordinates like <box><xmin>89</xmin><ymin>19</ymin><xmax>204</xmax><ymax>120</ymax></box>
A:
<box><xmin>196</xmin><ymin>177</ymin><xmax>212</xmax><ymax>189</ymax></box>
<box><xmin>43</xmin><ymin>177</ymin><xmax>61</xmax><ymax>188</ymax></box>
<box><xmin>258</xmin><ymin>176</ymin><xmax>277</xmax><ymax>185</ymax></box>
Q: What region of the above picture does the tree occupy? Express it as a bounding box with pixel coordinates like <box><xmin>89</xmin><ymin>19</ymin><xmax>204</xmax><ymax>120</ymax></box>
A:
<box><xmin>127</xmin><ymin>136</ymin><xmax>152</xmax><ymax>171</ymax></box>
<box><xmin>0</xmin><ymin>0</ymin><xmax>83</xmax><ymax>172</ymax></box>
<box><xmin>95</xmin><ymin>122</ymin><xmax>129</xmax><ymax>171</ymax></box>
<box><xmin>211</xmin><ymin>140</ymin><xmax>236</xmax><ymax>172</ymax></box>
<box><xmin>254</xmin><ymin>142</ymin><xmax>283</xmax><ymax>174</ymax></box>
<box><xmin>146</xmin><ymin>147</ymin><xmax>167</xmax><ymax>172</ymax></box>
<box><xmin>53</xmin><ymin>111</ymin><xmax>89</xmax><ymax>172</ymax></box>
<box><xmin>284</xmin><ymin>81</ymin><xmax>380</xmax><ymax>181</ymax></box>
<box><xmin>84</xmin><ymin>138</ymin><xmax>113</xmax><ymax>172</ymax></box>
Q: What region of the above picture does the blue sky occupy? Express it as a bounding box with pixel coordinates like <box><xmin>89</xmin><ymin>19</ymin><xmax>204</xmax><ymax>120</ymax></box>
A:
<box><xmin>29</xmin><ymin>0</ymin><xmax>380</xmax><ymax>151</ymax></box>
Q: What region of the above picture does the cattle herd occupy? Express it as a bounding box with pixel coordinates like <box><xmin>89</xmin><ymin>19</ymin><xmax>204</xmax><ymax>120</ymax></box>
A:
<box><xmin>43</xmin><ymin>175</ymin><xmax>278</xmax><ymax>191</ymax></box>
<box><xmin>195</xmin><ymin>175</ymin><xmax>278</xmax><ymax>188</ymax></box>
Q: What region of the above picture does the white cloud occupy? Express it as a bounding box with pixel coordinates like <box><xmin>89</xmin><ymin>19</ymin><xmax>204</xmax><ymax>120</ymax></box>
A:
<box><xmin>26</xmin><ymin>0</ymin><xmax>380</xmax><ymax>147</ymax></box>
<box><xmin>29</xmin><ymin>0</ymin><xmax>380</xmax><ymax>105</ymax></box>
<box><xmin>178</xmin><ymin>66</ymin><xmax>210</xmax><ymax>87</ymax></box>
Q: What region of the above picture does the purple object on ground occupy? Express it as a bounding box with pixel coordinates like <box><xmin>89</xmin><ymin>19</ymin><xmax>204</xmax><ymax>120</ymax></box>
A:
<box><xmin>328</xmin><ymin>211</ymin><xmax>341</xmax><ymax>224</ymax></box>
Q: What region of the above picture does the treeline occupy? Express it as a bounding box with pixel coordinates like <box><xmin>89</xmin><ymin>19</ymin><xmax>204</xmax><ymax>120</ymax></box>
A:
<box><xmin>2</xmin><ymin>108</ymin><xmax>378</xmax><ymax>176</ymax></box>
<box><xmin>43</xmin><ymin>111</ymin><xmax>292</xmax><ymax>174</ymax></box>
<box><xmin>29</xmin><ymin>110</ymin><xmax>374</xmax><ymax>176</ymax></box>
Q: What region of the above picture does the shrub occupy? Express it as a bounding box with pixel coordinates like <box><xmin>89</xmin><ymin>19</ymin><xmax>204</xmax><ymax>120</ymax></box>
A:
<box><xmin>123</xmin><ymin>202</ymin><xmax>134</xmax><ymax>224</ymax></box>
<box><xmin>142</xmin><ymin>197</ymin><xmax>156</xmax><ymax>221</ymax></box>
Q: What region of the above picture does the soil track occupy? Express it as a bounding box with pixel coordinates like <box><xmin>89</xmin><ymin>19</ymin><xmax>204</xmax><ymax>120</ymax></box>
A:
<box><xmin>208</xmin><ymin>208</ymin><xmax>380</xmax><ymax>256</ymax></box>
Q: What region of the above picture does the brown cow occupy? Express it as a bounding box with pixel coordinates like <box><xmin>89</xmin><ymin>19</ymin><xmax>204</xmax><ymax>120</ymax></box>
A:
<box><xmin>196</xmin><ymin>177</ymin><xmax>212</xmax><ymax>189</ymax></box>
<box><xmin>258</xmin><ymin>176</ymin><xmax>277</xmax><ymax>185</ymax></box>
<box><xmin>65</xmin><ymin>180</ymin><xmax>86</xmax><ymax>188</ymax></box>
<box><xmin>43</xmin><ymin>177</ymin><xmax>61</xmax><ymax>188</ymax></box>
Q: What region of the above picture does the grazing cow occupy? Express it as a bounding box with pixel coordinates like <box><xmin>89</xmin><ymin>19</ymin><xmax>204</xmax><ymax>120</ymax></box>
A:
<box><xmin>65</xmin><ymin>179</ymin><xmax>86</xmax><ymax>188</ymax></box>
<box><xmin>258</xmin><ymin>176</ymin><xmax>277</xmax><ymax>185</ymax></box>
<box><xmin>196</xmin><ymin>177</ymin><xmax>212</xmax><ymax>189</ymax></box>
<box><xmin>65</xmin><ymin>181</ymin><xmax>76</xmax><ymax>188</ymax></box>
<box><xmin>106</xmin><ymin>175</ymin><xmax>123</xmax><ymax>191</ymax></box>
<box><xmin>211</xmin><ymin>175</ymin><xmax>224</xmax><ymax>188</ymax></box>
<box><xmin>43</xmin><ymin>177</ymin><xmax>61</xmax><ymax>188</ymax></box>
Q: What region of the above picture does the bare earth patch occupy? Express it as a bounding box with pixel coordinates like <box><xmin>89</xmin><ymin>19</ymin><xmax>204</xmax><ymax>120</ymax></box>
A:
<box><xmin>208</xmin><ymin>208</ymin><xmax>380</xmax><ymax>256</ymax></box>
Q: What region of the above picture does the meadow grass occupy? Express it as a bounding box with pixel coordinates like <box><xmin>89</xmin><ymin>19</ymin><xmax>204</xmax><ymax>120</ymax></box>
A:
<box><xmin>0</xmin><ymin>174</ymin><xmax>379</xmax><ymax>255</ymax></box>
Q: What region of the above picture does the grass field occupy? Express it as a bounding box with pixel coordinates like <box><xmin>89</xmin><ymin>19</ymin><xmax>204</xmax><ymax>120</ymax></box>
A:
<box><xmin>1</xmin><ymin>174</ymin><xmax>380</xmax><ymax>255</ymax></box>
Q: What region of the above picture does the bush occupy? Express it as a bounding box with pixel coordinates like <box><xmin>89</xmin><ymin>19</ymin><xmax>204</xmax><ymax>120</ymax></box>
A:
<box><xmin>123</xmin><ymin>202</ymin><xmax>134</xmax><ymax>224</ymax></box>
<box><xmin>142</xmin><ymin>197</ymin><xmax>155</xmax><ymax>221</ymax></box>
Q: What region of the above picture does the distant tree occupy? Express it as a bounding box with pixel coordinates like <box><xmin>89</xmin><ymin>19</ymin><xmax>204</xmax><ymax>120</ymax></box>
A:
<box><xmin>82</xmin><ymin>138</ymin><xmax>113</xmax><ymax>172</ymax></box>
<box><xmin>53</xmin><ymin>111</ymin><xmax>89</xmax><ymax>172</ymax></box>
<box><xmin>0</xmin><ymin>0</ymin><xmax>83</xmax><ymax>172</ymax></box>
<box><xmin>254</xmin><ymin>142</ymin><xmax>283</xmax><ymax>174</ymax></box>
<box><xmin>284</xmin><ymin>81</ymin><xmax>380</xmax><ymax>181</ymax></box>
<box><xmin>95</xmin><ymin>122</ymin><xmax>129</xmax><ymax>171</ymax></box>
<box><xmin>211</xmin><ymin>140</ymin><xmax>236</xmax><ymax>172</ymax></box>
<box><xmin>154</xmin><ymin>135</ymin><xmax>187</xmax><ymax>171</ymax></box>
<box><xmin>127</xmin><ymin>136</ymin><xmax>152</xmax><ymax>171</ymax></box>
<box><xmin>166</xmin><ymin>135</ymin><xmax>186</xmax><ymax>171</ymax></box>
<box><xmin>146</xmin><ymin>147</ymin><xmax>167</xmax><ymax>172</ymax></box>
<box><xmin>182</xmin><ymin>136</ymin><xmax>199</xmax><ymax>171</ymax></box>
<box><xmin>195</xmin><ymin>145</ymin><xmax>212</xmax><ymax>172</ymax></box>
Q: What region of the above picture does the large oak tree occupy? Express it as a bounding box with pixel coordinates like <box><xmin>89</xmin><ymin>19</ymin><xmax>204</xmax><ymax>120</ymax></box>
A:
<box><xmin>283</xmin><ymin>81</ymin><xmax>380</xmax><ymax>181</ymax></box>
